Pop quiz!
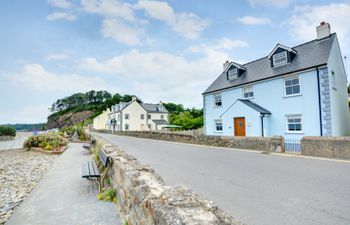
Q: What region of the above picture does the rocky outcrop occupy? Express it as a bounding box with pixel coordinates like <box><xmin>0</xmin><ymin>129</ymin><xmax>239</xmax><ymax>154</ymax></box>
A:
<box><xmin>95</xmin><ymin>137</ymin><xmax>243</xmax><ymax>225</ymax></box>
<box><xmin>46</xmin><ymin>111</ymin><xmax>94</xmax><ymax>129</ymax></box>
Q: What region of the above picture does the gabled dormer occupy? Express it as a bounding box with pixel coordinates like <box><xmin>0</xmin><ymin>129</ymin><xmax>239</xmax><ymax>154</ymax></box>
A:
<box><xmin>268</xmin><ymin>44</ymin><xmax>297</xmax><ymax>68</ymax></box>
<box><xmin>223</xmin><ymin>61</ymin><xmax>246</xmax><ymax>81</ymax></box>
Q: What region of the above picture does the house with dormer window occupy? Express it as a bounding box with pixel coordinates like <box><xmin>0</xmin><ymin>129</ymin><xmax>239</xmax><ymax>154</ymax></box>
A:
<box><xmin>203</xmin><ymin>22</ymin><xmax>350</xmax><ymax>139</ymax></box>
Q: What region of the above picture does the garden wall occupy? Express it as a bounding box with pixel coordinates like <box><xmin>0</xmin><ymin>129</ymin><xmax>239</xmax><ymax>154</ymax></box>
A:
<box><xmin>94</xmin><ymin>130</ymin><xmax>284</xmax><ymax>153</ymax></box>
<box><xmin>301</xmin><ymin>136</ymin><xmax>350</xmax><ymax>160</ymax></box>
<box><xmin>93</xmin><ymin>136</ymin><xmax>243</xmax><ymax>225</ymax></box>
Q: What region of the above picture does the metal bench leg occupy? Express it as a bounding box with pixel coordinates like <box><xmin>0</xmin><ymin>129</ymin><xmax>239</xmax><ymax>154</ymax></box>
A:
<box><xmin>99</xmin><ymin>163</ymin><xmax>112</xmax><ymax>193</ymax></box>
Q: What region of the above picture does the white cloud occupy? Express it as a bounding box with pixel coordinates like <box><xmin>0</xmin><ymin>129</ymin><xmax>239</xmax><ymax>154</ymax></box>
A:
<box><xmin>46</xmin><ymin>12</ymin><xmax>76</xmax><ymax>21</ymax></box>
<box><xmin>248</xmin><ymin>0</ymin><xmax>291</xmax><ymax>8</ymax></box>
<box><xmin>78</xmin><ymin>43</ymin><xmax>244</xmax><ymax>107</ymax></box>
<box><xmin>285</xmin><ymin>3</ymin><xmax>350</xmax><ymax>55</ymax></box>
<box><xmin>44</xmin><ymin>53</ymin><xmax>70</xmax><ymax>60</ymax></box>
<box><xmin>48</xmin><ymin>0</ymin><xmax>72</xmax><ymax>9</ymax></box>
<box><xmin>0</xmin><ymin>105</ymin><xmax>50</xmax><ymax>124</ymax></box>
<box><xmin>81</xmin><ymin>0</ymin><xmax>139</xmax><ymax>22</ymax></box>
<box><xmin>7</xmin><ymin>64</ymin><xmax>114</xmax><ymax>92</ymax></box>
<box><xmin>136</xmin><ymin>0</ymin><xmax>209</xmax><ymax>39</ymax></box>
<box><xmin>101</xmin><ymin>18</ymin><xmax>142</xmax><ymax>45</ymax></box>
<box><xmin>237</xmin><ymin>16</ymin><xmax>271</xmax><ymax>25</ymax></box>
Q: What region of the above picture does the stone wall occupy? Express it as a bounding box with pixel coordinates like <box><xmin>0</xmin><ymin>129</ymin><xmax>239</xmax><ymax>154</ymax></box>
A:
<box><xmin>94</xmin><ymin>130</ymin><xmax>284</xmax><ymax>153</ymax></box>
<box><xmin>301</xmin><ymin>136</ymin><xmax>350</xmax><ymax>160</ymax></box>
<box><xmin>93</xmin><ymin>136</ymin><xmax>243</xmax><ymax>225</ymax></box>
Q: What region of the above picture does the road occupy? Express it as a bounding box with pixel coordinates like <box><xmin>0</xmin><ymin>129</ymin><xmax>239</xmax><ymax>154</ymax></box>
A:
<box><xmin>94</xmin><ymin>133</ymin><xmax>350</xmax><ymax>225</ymax></box>
<box><xmin>0</xmin><ymin>132</ymin><xmax>32</xmax><ymax>151</ymax></box>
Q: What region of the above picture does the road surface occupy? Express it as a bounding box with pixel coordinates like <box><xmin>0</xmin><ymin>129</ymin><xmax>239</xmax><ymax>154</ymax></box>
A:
<box><xmin>0</xmin><ymin>132</ymin><xmax>32</xmax><ymax>151</ymax></box>
<box><xmin>94</xmin><ymin>133</ymin><xmax>350</xmax><ymax>225</ymax></box>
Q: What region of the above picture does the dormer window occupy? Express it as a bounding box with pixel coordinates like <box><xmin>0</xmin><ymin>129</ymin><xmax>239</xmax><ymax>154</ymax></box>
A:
<box><xmin>273</xmin><ymin>51</ymin><xmax>287</xmax><ymax>66</ymax></box>
<box><xmin>227</xmin><ymin>68</ymin><xmax>238</xmax><ymax>80</ymax></box>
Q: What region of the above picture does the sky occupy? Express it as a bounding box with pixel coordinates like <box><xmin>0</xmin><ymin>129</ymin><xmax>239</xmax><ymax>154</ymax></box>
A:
<box><xmin>0</xmin><ymin>0</ymin><xmax>350</xmax><ymax>124</ymax></box>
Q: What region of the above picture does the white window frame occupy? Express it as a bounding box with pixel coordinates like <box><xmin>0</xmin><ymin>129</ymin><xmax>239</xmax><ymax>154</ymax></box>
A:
<box><xmin>285</xmin><ymin>114</ymin><xmax>303</xmax><ymax>133</ymax></box>
<box><xmin>273</xmin><ymin>51</ymin><xmax>288</xmax><ymax>66</ymax></box>
<box><xmin>214</xmin><ymin>94</ymin><xmax>222</xmax><ymax>107</ymax></box>
<box><xmin>243</xmin><ymin>86</ymin><xmax>254</xmax><ymax>99</ymax></box>
<box><xmin>140</xmin><ymin>114</ymin><xmax>144</xmax><ymax>120</ymax></box>
<box><xmin>148</xmin><ymin>114</ymin><xmax>151</xmax><ymax>119</ymax></box>
<box><xmin>214</xmin><ymin>119</ymin><xmax>223</xmax><ymax>132</ymax></box>
<box><xmin>161</xmin><ymin>115</ymin><xmax>164</xmax><ymax>119</ymax></box>
<box><xmin>227</xmin><ymin>68</ymin><xmax>238</xmax><ymax>80</ymax></box>
<box><xmin>125</xmin><ymin>113</ymin><xmax>129</xmax><ymax>119</ymax></box>
<box><xmin>284</xmin><ymin>75</ymin><xmax>301</xmax><ymax>97</ymax></box>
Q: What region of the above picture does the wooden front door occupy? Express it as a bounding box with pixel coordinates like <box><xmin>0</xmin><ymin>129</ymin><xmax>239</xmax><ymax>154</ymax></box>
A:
<box><xmin>234</xmin><ymin>117</ymin><xmax>246</xmax><ymax>136</ymax></box>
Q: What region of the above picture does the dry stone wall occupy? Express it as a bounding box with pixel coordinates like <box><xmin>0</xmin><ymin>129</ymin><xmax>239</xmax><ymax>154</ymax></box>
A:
<box><xmin>94</xmin><ymin>136</ymin><xmax>243</xmax><ymax>225</ymax></box>
<box><xmin>94</xmin><ymin>130</ymin><xmax>284</xmax><ymax>153</ymax></box>
<box><xmin>301</xmin><ymin>136</ymin><xmax>350</xmax><ymax>160</ymax></box>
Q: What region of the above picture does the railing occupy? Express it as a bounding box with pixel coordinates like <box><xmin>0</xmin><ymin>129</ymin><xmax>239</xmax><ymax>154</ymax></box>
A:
<box><xmin>284</xmin><ymin>138</ymin><xmax>301</xmax><ymax>153</ymax></box>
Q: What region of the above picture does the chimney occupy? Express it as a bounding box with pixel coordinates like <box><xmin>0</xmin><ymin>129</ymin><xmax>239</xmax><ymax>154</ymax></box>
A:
<box><xmin>316</xmin><ymin>21</ymin><xmax>331</xmax><ymax>39</ymax></box>
<box><xmin>223</xmin><ymin>60</ymin><xmax>230</xmax><ymax>71</ymax></box>
<box><xmin>132</xmin><ymin>96</ymin><xmax>137</xmax><ymax>101</ymax></box>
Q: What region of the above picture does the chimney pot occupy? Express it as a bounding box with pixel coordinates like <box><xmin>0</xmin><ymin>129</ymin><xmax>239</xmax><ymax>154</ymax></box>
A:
<box><xmin>316</xmin><ymin>21</ymin><xmax>331</xmax><ymax>39</ymax></box>
<box><xmin>223</xmin><ymin>60</ymin><xmax>230</xmax><ymax>71</ymax></box>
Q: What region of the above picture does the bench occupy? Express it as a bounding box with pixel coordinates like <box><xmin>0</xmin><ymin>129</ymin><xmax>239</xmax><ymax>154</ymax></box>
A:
<box><xmin>82</xmin><ymin>139</ymin><xmax>96</xmax><ymax>153</ymax></box>
<box><xmin>82</xmin><ymin>147</ymin><xmax>112</xmax><ymax>192</ymax></box>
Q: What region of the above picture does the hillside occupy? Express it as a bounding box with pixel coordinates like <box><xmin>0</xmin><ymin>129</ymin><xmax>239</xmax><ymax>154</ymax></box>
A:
<box><xmin>47</xmin><ymin>90</ymin><xmax>204</xmax><ymax>130</ymax></box>
<box><xmin>47</xmin><ymin>90</ymin><xmax>135</xmax><ymax>129</ymax></box>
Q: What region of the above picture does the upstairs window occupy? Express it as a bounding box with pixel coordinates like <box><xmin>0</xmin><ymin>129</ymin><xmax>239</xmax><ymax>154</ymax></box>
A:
<box><xmin>125</xmin><ymin>114</ymin><xmax>129</xmax><ymax>119</ymax></box>
<box><xmin>140</xmin><ymin>114</ymin><xmax>144</xmax><ymax>120</ymax></box>
<box><xmin>214</xmin><ymin>94</ymin><xmax>222</xmax><ymax>107</ymax></box>
<box><xmin>243</xmin><ymin>86</ymin><xmax>254</xmax><ymax>99</ymax></box>
<box><xmin>227</xmin><ymin>68</ymin><xmax>238</xmax><ymax>80</ymax></box>
<box><xmin>148</xmin><ymin>114</ymin><xmax>151</xmax><ymax>119</ymax></box>
<box><xmin>215</xmin><ymin>119</ymin><xmax>223</xmax><ymax>132</ymax></box>
<box><xmin>286</xmin><ymin>115</ymin><xmax>302</xmax><ymax>132</ymax></box>
<box><xmin>161</xmin><ymin>115</ymin><xmax>164</xmax><ymax>119</ymax></box>
<box><xmin>273</xmin><ymin>51</ymin><xmax>287</xmax><ymax>66</ymax></box>
<box><xmin>285</xmin><ymin>76</ymin><xmax>300</xmax><ymax>96</ymax></box>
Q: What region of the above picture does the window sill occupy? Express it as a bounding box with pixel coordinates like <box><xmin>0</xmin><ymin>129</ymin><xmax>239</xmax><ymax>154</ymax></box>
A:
<box><xmin>213</xmin><ymin>106</ymin><xmax>222</xmax><ymax>109</ymax></box>
<box><xmin>214</xmin><ymin>131</ymin><xmax>223</xmax><ymax>133</ymax></box>
<box><xmin>285</xmin><ymin>131</ymin><xmax>304</xmax><ymax>134</ymax></box>
<box><xmin>243</xmin><ymin>96</ymin><xmax>254</xmax><ymax>100</ymax></box>
<box><xmin>283</xmin><ymin>93</ymin><xmax>302</xmax><ymax>98</ymax></box>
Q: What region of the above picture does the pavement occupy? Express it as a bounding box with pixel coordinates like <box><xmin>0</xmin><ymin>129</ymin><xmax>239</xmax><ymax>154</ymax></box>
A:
<box><xmin>0</xmin><ymin>132</ymin><xmax>32</xmax><ymax>151</ymax></box>
<box><xmin>6</xmin><ymin>143</ymin><xmax>122</xmax><ymax>225</ymax></box>
<box><xmin>94</xmin><ymin>133</ymin><xmax>350</xmax><ymax>225</ymax></box>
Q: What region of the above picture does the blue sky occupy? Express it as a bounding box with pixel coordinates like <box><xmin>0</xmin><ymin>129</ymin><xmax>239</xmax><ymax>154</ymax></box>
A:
<box><xmin>0</xmin><ymin>0</ymin><xmax>349</xmax><ymax>124</ymax></box>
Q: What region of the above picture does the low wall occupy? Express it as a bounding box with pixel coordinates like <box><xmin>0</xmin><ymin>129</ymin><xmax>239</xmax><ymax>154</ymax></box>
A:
<box><xmin>0</xmin><ymin>136</ymin><xmax>14</xmax><ymax>142</ymax></box>
<box><xmin>301</xmin><ymin>136</ymin><xmax>350</xmax><ymax>160</ymax></box>
<box><xmin>93</xmin><ymin>136</ymin><xmax>243</xmax><ymax>225</ymax></box>
<box><xmin>94</xmin><ymin>130</ymin><xmax>284</xmax><ymax>153</ymax></box>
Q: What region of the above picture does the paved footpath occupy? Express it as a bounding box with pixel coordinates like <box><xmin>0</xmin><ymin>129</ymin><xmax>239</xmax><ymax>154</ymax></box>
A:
<box><xmin>95</xmin><ymin>133</ymin><xmax>350</xmax><ymax>225</ymax></box>
<box><xmin>6</xmin><ymin>143</ymin><xmax>122</xmax><ymax>225</ymax></box>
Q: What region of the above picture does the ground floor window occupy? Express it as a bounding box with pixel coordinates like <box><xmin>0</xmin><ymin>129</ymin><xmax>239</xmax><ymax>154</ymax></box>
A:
<box><xmin>125</xmin><ymin>124</ymin><xmax>129</xmax><ymax>130</ymax></box>
<box><xmin>215</xmin><ymin>119</ymin><xmax>223</xmax><ymax>132</ymax></box>
<box><xmin>286</xmin><ymin>115</ymin><xmax>302</xmax><ymax>132</ymax></box>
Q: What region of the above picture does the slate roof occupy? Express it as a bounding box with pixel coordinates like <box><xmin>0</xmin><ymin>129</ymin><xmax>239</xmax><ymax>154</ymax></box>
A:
<box><xmin>152</xmin><ymin>119</ymin><xmax>168</xmax><ymax>125</ymax></box>
<box><xmin>238</xmin><ymin>99</ymin><xmax>271</xmax><ymax>115</ymax></box>
<box><xmin>203</xmin><ymin>34</ymin><xmax>336</xmax><ymax>94</ymax></box>
<box><xmin>141</xmin><ymin>103</ymin><xmax>169</xmax><ymax>113</ymax></box>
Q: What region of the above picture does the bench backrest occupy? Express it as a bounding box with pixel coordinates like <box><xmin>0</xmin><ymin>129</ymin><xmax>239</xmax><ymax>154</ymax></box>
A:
<box><xmin>99</xmin><ymin>149</ymin><xmax>111</xmax><ymax>167</ymax></box>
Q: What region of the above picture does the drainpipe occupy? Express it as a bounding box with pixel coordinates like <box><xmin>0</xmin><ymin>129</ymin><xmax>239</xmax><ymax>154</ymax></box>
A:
<box><xmin>316</xmin><ymin>68</ymin><xmax>323</xmax><ymax>136</ymax></box>
<box><xmin>260</xmin><ymin>114</ymin><xmax>265</xmax><ymax>137</ymax></box>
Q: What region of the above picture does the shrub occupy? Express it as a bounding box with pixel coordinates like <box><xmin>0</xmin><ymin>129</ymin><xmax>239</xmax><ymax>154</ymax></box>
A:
<box><xmin>97</xmin><ymin>188</ymin><xmax>117</xmax><ymax>202</ymax></box>
<box><xmin>24</xmin><ymin>132</ymin><xmax>67</xmax><ymax>151</ymax></box>
<box><xmin>0</xmin><ymin>126</ymin><xmax>16</xmax><ymax>137</ymax></box>
<box><xmin>76</xmin><ymin>125</ymin><xmax>89</xmax><ymax>141</ymax></box>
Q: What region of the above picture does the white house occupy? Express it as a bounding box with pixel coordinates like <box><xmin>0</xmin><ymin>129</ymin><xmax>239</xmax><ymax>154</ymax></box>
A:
<box><xmin>107</xmin><ymin>97</ymin><xmax>169</xmax><ymax>131</ymax></box>
<box><xmin>93</xmin><ymin>108</ymin><xmax>111</xmax><ymax>130</ymax></box>
<box><xmin>203</xmin><ymin>22</ymin><xmax>350</xmax><ymax>139</ymax></box>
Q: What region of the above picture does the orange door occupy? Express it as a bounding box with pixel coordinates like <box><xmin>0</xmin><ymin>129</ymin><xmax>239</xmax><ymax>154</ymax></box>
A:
<box><xmin>234</xmin><ymin>117</ymin><xmax>246</xmax><ymax>136</ymax></box>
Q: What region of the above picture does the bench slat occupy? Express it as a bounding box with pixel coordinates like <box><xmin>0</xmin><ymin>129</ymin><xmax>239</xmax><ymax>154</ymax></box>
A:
<box><xmin>82</xmin><ymin>161</ymin><xmax>100</xmax><ymax>178</ymax></box>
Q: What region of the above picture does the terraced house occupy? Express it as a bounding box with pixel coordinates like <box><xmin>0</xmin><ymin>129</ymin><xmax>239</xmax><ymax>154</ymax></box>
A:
<box><xmin>107</xmin><ymin>97</ymin><xmax>169</xmax><ymax>131</ymax></box>
<box><xmin>203</xmin><ymin>22</ymin><xmax>350</xmax><ymax>139</ymax></box>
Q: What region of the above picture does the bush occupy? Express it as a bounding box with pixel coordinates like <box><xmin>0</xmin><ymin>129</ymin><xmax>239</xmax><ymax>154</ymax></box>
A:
<box><xmin>97</xmin><ymin>188</ymin><xmax>117</xmax><ymax>202</ymax></box>
<box><xmin>76</xmin><ymin>125</ymin><xmax>89</xmax><ymax>141</ymax></box>
<box><xmin>0</xmin><ymin>126</ymin><xmax>16</xmax><ymax>137</ymax></box>
<box><xmin>24</xmin><ymin>133</ymin><xmax>67</xmax><ymax>151</ymax></box>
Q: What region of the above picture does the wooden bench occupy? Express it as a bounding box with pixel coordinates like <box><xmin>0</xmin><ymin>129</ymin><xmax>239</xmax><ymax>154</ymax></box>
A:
<box><xmin>82</xmin><ymin>148</ymin><xmax>112</xmax><ymax>192</ymax></box>
<box><xmin>82</xmin><ymin>139</ymin><xmax>96</xmax><ymax>153</ymax></box>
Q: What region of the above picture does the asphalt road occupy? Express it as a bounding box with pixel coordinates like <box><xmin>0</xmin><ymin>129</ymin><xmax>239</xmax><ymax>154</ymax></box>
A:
<box><xmin>94</xmin><ymin>133</ymin><xmax>350</xmax><ymax>225</ymax></box>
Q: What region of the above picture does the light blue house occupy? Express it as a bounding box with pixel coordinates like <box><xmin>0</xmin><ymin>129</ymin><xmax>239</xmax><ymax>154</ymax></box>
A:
<box><xmin>203</xmin><ymin>22</ymin><xmax>350</xmax><ymax>139</ymax></box>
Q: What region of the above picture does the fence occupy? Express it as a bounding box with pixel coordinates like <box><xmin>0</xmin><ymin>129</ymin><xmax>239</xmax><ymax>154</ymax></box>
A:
<box><xmin>284</xmin><ymin>138</ymin><xmax>301</xmax><ymax>153</ymax></box>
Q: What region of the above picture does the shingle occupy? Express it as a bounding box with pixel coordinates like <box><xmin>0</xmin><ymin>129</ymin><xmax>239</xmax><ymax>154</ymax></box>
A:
<box><xmin>141</xmin><ymin>103</ymin><xmax>169</xmax><ymax>113</ymax></box>
<box><xmin>203</xmin><ymin>34</ymin><xmax>336</xmax><ymax>94</ymax></box>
